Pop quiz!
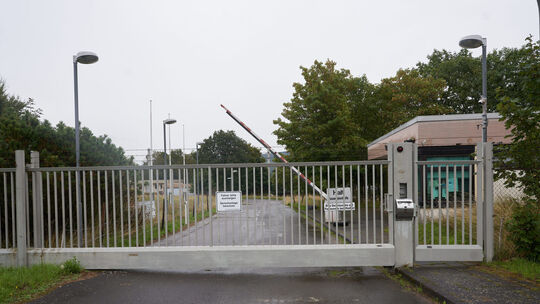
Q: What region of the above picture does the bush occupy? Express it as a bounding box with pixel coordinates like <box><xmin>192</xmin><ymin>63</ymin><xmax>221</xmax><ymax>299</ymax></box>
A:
<box><xmin>505</xmin><ymin>200</ymin><xmax>540</xmax><ymax>261</ymax></box>
<box><xmin>61</xmin><ymin>257</ymin><xmax>83</xmax><ymax>274</ymax></box>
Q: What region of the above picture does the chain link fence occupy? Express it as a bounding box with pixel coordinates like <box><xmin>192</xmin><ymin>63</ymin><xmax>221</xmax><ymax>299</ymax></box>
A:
<box><xmin>492</xmin><ymin>169</ymin><xmax>526</xmax><ymax>259</ymax></box>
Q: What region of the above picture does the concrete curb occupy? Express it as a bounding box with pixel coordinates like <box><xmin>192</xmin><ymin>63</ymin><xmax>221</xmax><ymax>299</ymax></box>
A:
<box><xmin>395</xmin><ymin>267</ymin><xmax>457</xmax><ymax>304</ymax></box>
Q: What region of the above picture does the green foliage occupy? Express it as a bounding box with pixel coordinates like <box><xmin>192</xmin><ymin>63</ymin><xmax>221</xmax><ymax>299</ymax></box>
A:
<box><xmin>0</xmin><ymin>263</ymin><xmax>77</xmax><ymax>303</ymax></box>
<box><xmin>495</xmin><ymin>37</ymin><xmax>540</xmax><ymax>200</ymax></box>
<box><xmin>197</xmin><ymin>130</ymin><xmax>264</xmax><ymax>164</ymax></box>
<box><xmin>274</xmin><ymin>39</ymin><xmax>537</xmax><ymax>163</ymax></box>
<box><xmin>416</xmin><ymin>46</ymin><xmax>528</xmax><ymax>114</ymax></box>
<box><xmin>146</xmin><ymin>149</ymin><xmax>194</xmax><ymax>166</ymax></box>
<box><xmin>375</xmin><ymin>68</ymin><xmax>451</xmax><ymax>132</ymax></box>
<box><xmin>490</xmin><ymin>258</ymin><xmax>540</xmax><ymax>281</ymax></box>
<box><xmin>505</xmin><ymin>202</ymin><xmax>540</xmax><ymax>261</ymax></box>
<box><xmin>273</xmin><ymin>60</ymin><xmax>371</xmax><ymax>161</ymax></box>
<box><xmin>0</xmin><ymin>81</ymin><xmax>133</xmax><ymax>168</ymax></box>
<box><xmin>273</xmin><ymin>61</ymin><xmax>450</xmax><ymax>161</ymax></box>
<box><xmin>61</xmin><ymin>257</ymin><xmax>83</xmax><ymax>274</ymax></box>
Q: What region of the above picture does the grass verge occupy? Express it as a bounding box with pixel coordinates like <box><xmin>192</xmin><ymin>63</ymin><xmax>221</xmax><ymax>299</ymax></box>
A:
<box><xmin>483</xmin><ymin>258</ymin><xmax>540</xmax><ymax>283</ymax></box>
<box><xmin>0</xmin><ymin>259</ymin><xmax>86</xmax><ymax>304</ymax></box>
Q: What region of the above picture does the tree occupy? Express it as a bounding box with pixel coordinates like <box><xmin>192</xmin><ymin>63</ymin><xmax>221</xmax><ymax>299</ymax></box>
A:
<box><xmin>374</xmin><ymin>69</ymin><xmax>450</xmax><ymax>133</ymax></box>
<box><xmin>197</xmin><ymin>130</ymin><xmax>264</xmax><ymax>164</ymax></box>
<box><xmin>273</xmin><ymin>60</ymin><xmax>369</xmax><ymax>161</ymax></box>
<box><xmin>145</xmin><ymin>149</ymin><xmax>192</xmax><ymax>166</ymax></box>
<box><xmin>495</xmin><ymin>37</ymin><xmax>540</xmax><ymax>200</ymax></box>
<box><xmin>416</xmin><ymin>46</ymin><xmax>530</xmax><ymax>114</ymax></box>
<box><xmin>0</xmin><ymin>80</ymin><xmax>132</xmax><ymax>167</ymax></box>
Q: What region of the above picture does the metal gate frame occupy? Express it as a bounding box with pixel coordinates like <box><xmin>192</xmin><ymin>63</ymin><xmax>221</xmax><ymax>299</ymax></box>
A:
<box><xmin>413</xmin><ymin>142</ymin><xmax>493</xmax><ymax>262</ymax></box>
<box><xmin>1</xmin><ymin>151</ymin><xmax>396</xmax><ymax>270</ymax></box>
<box><xmin>0</xmin><ymin>143</ymin><xmax>494</xmax><ymax>270</ymax></box>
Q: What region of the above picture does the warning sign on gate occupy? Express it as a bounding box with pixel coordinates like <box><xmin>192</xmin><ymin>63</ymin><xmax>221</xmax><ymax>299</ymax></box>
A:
<box><xmin>324</xmin><ymin>187</ymin><xmax>355</xmax><ymax>211</ymax></box>
<box><xmin>216</xmin><ymin>191</ymin><xmax>242</xmax><ymax>212</ymax></box>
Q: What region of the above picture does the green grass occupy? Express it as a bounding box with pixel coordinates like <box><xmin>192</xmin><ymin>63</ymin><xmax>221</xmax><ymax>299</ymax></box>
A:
<box><xmin>488</xmin><ymin>258</ymin><xmax>540</xmax><ymax>282</ymax></box>
<box><xmin>107</xmin><ymin>208</ymin><xmax>217</xmax><ymax>247</ymax></box>
<box><xmin>417</xmin><ymin>217</ymin><xmax>476</xmax><ymax>245</ymax></box>
<box><xmin>0</xmin><ymin>263</ymin><xmax>81</xmax><ymax>304</ymax></box>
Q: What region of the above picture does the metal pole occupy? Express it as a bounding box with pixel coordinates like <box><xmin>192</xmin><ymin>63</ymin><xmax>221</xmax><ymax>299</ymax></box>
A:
<box><xmin>73</xmin><ymin>59</ymin><xmax>84</xmax><ymax>247</ymax></box>
<box><xmin>481</xmin><ymin>40</ymin><xmax>488</xmax><ymax>143</ymax></box>
<box><xmin>182</xmin><ymin>124</ymin><xmax>187</xmax><ymax>219</ymax></box>
<box><xmin>150</xmin><ymin>100</ymin><xmax>154</xmax><ymax>207</ymax></box>
<box><xmin>196</xmin><ymin>144</ymin><xmax>199</xmax><ymax>213</ymax></box>
<box><xmin>73</xmin><ymin>60</ymin><xmax>80</xmax><ymax>167</ymax></box>
<box><xmin>162</xmin><ymin>123</ymin><xmax>167</xmax><ymax>230</ymax></box>
<box><xmin>538</xmin><ymin>0</ymin><xmax>540</xmax><ymax>38</ymax></box>
<box><xmin>168</xmin><ymin>115</ymin><xmax>172</xmax><ymax>214</ymax></box>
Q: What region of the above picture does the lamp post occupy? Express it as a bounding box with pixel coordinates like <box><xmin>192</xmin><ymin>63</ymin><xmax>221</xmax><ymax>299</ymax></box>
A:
<box><xmin>195</xmin><ymin>142</ymin><xmax>203</xmax><ymax>214</ymax></box>
<box><xmin>73</xmin><ymin>51</ymin><xmax>98</xmax><ymax>247</ymax></box>
<box><xmin>459</xmin><ymin>35</ymin><xmax>488</xmax><ymax>142</ymax></box>
<box><xmin>162</xmin><ymin>118</ymin><xmax>176</xmax><ymax>229</ymax></box>
<box><xmin>73</xmin><ymin>52</ymin><xmax>99</xmax><ymax>167</ymax></box>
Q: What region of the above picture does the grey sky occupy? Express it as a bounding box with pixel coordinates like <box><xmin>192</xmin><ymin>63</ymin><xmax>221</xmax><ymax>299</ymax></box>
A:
<box><xmin>0</xmin><ymin>0</ymin><xmax>537</xmax><ymax>163</ymax></box>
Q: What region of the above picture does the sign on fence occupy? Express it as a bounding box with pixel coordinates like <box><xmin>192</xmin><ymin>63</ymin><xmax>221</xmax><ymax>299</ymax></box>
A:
<box><xmin>324</xmin><ymin>187</ymin><xmax>355</xmax><ymax>211</ymax></box>
<box><xmin>137</xmin><ymin>201</ymin><xmax>156</xmax><ymax>217</ymax></box>
<box><xmin>216</xmin><ymin>191</ymin><xmax>242</xmax><ymax>212</ymax></box>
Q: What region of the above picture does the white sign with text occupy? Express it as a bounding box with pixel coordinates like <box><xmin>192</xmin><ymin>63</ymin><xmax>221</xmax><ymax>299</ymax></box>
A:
<box><xmin>324</xmin><ymin>187</ymin><xmax>355</xmax><ymax>211</ymax></box>
<box><xmin>216</xmin><ymin>191</ymin><xmax>242</xmax><ymax>212</ymax></box>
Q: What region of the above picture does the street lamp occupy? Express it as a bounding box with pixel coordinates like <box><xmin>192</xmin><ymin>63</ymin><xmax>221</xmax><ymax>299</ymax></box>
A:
<box><xmin>459</xmin><ymin>34</ymin><xmax>488</xmax><ymax>142</ymax></box>
<box><xmin>73</xmin><ymin>51</ymin><xmax>98</xmax><ymax>167</ymax></box>
<box><xmin>73</xmin><ymin>51</ymin><xmax>98</xmax><ymax>247</ymax></box>
<box><xmin>162</xmin><ymin>118</ymin><xmax>177</xmax><ymax>229</ymax></box>
<box><xmin>195</xmin><ymin>142</ymin><xmax>203</xmax><ymax>213</ymax></box>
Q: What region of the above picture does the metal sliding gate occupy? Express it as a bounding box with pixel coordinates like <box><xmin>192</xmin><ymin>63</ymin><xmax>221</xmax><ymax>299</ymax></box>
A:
<box><xmin>0</xmin><ymin>143</ymin><xmax>493</xmax><ymax>270</ymax></box>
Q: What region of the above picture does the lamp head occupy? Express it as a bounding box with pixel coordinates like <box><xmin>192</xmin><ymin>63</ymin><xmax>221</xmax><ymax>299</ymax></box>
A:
<box><xmin>459</xmin><ymin>35</ymin><xmax>484</xmax><ymax>49</ymax></box>
<box><xmin>74</xmin><ymin>51</ymin><xmax>99</xmax><ymax>64</ymax></box>
<box><xmin>163</xmin><ymin>118</ymin><xmax>177</xmax><ymax>125</ymax></box>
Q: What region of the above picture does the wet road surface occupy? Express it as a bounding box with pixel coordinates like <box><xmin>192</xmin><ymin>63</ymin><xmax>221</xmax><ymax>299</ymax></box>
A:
<box><xmin>156</xmin><ymin>199</ymin><xmax>328</xmax><ymax>246</ymax></box>
<box><xmin>31</xmin><ymin>267</ymin><xmax>432</xmax><ymax>304</ymax></box>
<box><xmin>155</xmin><ymin>199</ymin><xmax>389</xmax><ymax>247</ymax></box>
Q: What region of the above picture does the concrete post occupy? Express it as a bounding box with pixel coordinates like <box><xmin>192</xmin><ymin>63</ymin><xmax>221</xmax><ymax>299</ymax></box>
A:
<box><xmin>389</xmin><ymin>143</ymin><xmax>415</xmax><ymax>267</ymax></box>
<box><xmin>15</xmin><ymin>150</ymin><xmax>27</xmax><ymax>266</ymax></box>
<box><xmin>387</xmin><ymin>146</ymin><xmax>395</xmax><ymax>245</ymax></box>
<box><xmin>31</xmin><ymin>151</ymin><xmax>43</xmax><ymax>248</ymax></box>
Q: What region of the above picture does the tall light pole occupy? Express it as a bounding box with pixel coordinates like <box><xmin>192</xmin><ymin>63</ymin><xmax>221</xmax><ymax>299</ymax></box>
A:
<box><xmin>459</xmin><ymin>35</ymin><xmax>488</xmax><ymax>142</ymax></box>
<box><xmin>73</xmin><ymin>51</ymin><xmax>98</xmax><ymax>247</ymax></box>
<box><xmin>149</xmin><ymin>100</ymin><xmax>154</xmax><ymax>210</ymax></box>
<box><xmin>73</xmin><ymin>51</ymin><xmax>99</xmax><ymax>167</ymax></box>
<box><xmin>182</xmin><ymin>124</ymin><xmax>187</xmax><ymax>219</ymax></box>
<box><xmin>196</xmin><ymin>142</ymin><xmax>203</xmax><ymax>213</ymax></box>
<box><xmin>162</xmin><ymin>118</ymin><xmax>177</xmax><ymax>229</ymax></box>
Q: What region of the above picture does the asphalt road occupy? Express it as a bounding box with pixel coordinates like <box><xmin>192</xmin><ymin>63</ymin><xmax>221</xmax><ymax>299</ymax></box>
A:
<box><xmin>156</xmin><ymin>199</ymin><xmax>331</xmax><ymax>246</ymax></box>
<box><xmin>31</xmin><ymin>199</ymin><xmax>428</xmax><ymax>303</ymax></box>
<box><xmin>155</xmin><ymin>198</ymin><xmax>388</xmax><ymax>247</ymax></box>
<box><xmin>31</xmin><ymin>267</ymin><xmax>432</xmax><ymax>304</ymax></box>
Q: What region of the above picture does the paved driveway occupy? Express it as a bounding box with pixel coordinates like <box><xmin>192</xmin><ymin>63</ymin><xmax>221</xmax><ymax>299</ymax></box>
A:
<box><xmin>31</xmin><ymin>267</ymin><xmax>432</xmax><ymax>304</ymax></box>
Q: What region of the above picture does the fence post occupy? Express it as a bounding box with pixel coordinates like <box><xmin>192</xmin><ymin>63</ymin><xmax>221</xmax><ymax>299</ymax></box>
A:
<box><xmin>15</xmin><ymin>150</ymin><xmax>27</xmax><ymax>266</ymax></box>
<box><xmin>476</xmin><ymin>143</ymin><xmax>484</xmax><ymax>250</ymax></box>
<box><xmin>389</xmin><ymin>142</ymin><xmax>415</xmax><ymax>267</ymax></box>
<box><xmin>31</xmin><ymin>151</ymin><xmax>43</xmax><ymax>248</ymax></box>
<box><xmin>484</xmin><ymin>143</ymin><xmax>494</xmax><ymax>262</ymax></box>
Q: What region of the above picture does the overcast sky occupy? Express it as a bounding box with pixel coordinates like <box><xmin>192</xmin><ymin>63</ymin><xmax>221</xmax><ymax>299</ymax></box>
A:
<box><xmin>0</xmin><ymin>0</ymin><xmax>537</xmax><ymax>163</ymax></box>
